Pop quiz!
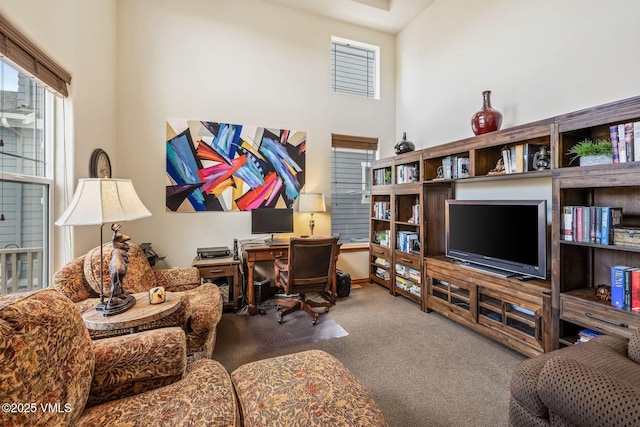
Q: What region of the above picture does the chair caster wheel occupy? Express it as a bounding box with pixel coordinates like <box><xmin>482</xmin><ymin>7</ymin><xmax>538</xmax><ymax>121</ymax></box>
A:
<box><xmin>312</xmin><ymin>316</ymin><xmax>318</xmax><ymax>325</ymax></box>
<box><xmin>278</xmin><ymin>315</ymin><xmax>284</xmax><ymax>324</ymax></box>
<box><xmin>324</xmin><ymin>307</ymin><xmax>330</xmax><ymax>313</ymax></box>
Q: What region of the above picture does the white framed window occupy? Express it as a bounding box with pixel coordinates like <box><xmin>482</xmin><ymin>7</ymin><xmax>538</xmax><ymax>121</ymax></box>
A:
<box><xmin>331</xmin><ymin>134</ymin><xmax>378</xmax><ymax>243</ymax></box>
<box><xmin>331</xmin><ymin>36</ymin><xmax>380</xmax><ymax>100</ymax></box>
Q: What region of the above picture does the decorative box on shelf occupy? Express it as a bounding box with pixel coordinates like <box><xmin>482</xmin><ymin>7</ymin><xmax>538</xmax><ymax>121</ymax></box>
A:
<box><xmin>613</xmin><ymin>226</ymin><xmax>640</xmax><ymax>248</ymax></box>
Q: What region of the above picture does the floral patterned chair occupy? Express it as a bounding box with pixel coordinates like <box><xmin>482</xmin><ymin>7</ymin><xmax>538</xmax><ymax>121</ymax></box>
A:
<box><xmin>0</xmin><ymin>289</ymin><xmax>238</xmax><ymax>427</ymax></box>
<box><xmin>51</xmin><ymin>242</ymin><xmax>222</xmax><ymax>359</ymax></box>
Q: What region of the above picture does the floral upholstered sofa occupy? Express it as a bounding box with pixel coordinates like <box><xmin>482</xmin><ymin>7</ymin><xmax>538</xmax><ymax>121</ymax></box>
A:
<box><xmin>51</xmin><ymin>242</ymin><xmax>222</xmax><ymax>358</ymax></box>
<box><xmin>0</xmin><ymin>289</ymin><xmax>238</xmax><ymax>427</ymax></box>
<box><xmin>1</xmin><ymin>288</ymin><xmax>389</xmax><ymax>427</ymax></box>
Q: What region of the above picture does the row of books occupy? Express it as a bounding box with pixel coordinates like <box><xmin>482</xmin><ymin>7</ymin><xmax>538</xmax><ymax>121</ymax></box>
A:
<box><xmin>373</xmin><ymin>257</ymin><xmax>389</xmax><ymax>268</ymax></box>
<box><xmin>373</xmin><ymin>168</ymin><xmax>392</xmax><ymax>185</ymax></box>
<box><xmin>374</xmin><ymin>267</ymin><xmax>390</xmax><ymax>281</ymax></box>
<box><xmin>609</xmin><ymin>122</ymin><xmax>640</xmax><ymax>163</ymax></box>
<box><xmin>395</xmin><ymin>264</ymin><xmax>421</xmax><ymax>282</ymax></box>
<box><xmin>577</xmin><ymin>328</ymin><xmax>602</xmax><ymax>344</ymax></box>
<box><xmin>406</xmin><ymin>204</ymin><xmax>420</xmax><ymax>224</ymax></box>
<box><xmin>372</xmin><ymin>201</ymin><xmax>391</xmax><ymax>220</ymax></box>
<box><xmin>395</xmin><ymin>277</ymin><xmax>421</xmax><ymax>297</ymax></box>
<box><xmin>501</xmin><ymin>143</ymin><xmax>546</xmax><ymax>174</ymax></box>
<box><xmin>396</xmin><ymin>164</ymin><xmax>419</xmax><ymax>184</ymax></box>
<box><xmin>396</xmin><ymin>231</ymin><xmax>419</xmax><ymax>253</ymax></box>
<box><xmin>610</xmin><ymin>265</ymin><xmax>640</xmax><ymax>311</ymax></box>
<box><xmin>374</xmin><ymin>230</ymin><xmax>391</xmax><ymax>247</ymax></box>
<box><xmin>561</xmin><ymin>206</ymin><xmax>622</xmax><ymax>244</ymax></box>
<box><xmin>439</xmin><ymin>156</ymin><xmax>469</xmax><ymax>179</ymax></box>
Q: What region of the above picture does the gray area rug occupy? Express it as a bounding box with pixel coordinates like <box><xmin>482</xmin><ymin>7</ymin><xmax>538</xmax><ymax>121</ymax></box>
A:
<box><xmin>213</xmin><ymin>283</ymin><xmax>525</xmax><ymax>427</ymax></box>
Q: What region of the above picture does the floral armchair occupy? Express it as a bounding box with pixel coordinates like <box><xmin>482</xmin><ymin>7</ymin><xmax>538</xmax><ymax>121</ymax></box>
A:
<box><xmin>52</xmin><ymin>242</ymin><xmax>222</xmax><ymax>358</ymax></box>
<box><xmin>0</xmin><ymin>289</ymin><xmax>238</xmax><ymax>426</ymax></box>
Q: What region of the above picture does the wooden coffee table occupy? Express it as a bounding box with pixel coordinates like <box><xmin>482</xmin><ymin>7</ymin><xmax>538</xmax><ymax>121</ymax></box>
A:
<box><xmin>82</xmin><ymin>291</ymin><xmax>183</xmax><ymax>334</ymax></box>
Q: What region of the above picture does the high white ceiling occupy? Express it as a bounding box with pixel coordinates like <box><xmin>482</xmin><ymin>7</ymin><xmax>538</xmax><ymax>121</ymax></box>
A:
<box><xmin>258</xmin><ymin>0</ymin><xmax>436</xmax><ymax>34</ymax></box>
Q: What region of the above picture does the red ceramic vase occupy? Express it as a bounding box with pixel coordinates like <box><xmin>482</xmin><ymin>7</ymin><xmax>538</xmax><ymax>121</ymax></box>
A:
<box><xmin>471</xmin><ymin>90</ymin><xmax>503</xmax><ymax>135</ymax></box>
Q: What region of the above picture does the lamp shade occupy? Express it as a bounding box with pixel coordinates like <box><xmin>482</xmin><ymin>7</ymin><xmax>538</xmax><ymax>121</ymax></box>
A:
<box><xmin>56</xmin><ymin>178</ymin><xmax>151</xmax><ymax>226</ymax></box>
<box><xmin>298</xmin><ymin>193</ymin><xmax>326</xmax><ymax>213</ymax></box>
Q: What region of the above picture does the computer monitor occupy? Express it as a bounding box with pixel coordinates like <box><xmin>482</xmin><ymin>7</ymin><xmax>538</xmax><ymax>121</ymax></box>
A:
<box><xmin>250</xmin><ymin>208</ymin><xmax>293</xmax><ymax>243</ymax></box>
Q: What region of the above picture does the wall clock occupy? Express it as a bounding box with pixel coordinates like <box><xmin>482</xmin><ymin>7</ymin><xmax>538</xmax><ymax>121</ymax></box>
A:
<box><xmin>89</xmin><ymin>148</ymin><xmax>112</xmax><ymax>178</ymax></box>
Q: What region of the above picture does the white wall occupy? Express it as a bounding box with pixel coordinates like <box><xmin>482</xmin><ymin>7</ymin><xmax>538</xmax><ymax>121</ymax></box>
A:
<box><xmin>116</xmin><ymin>0</ymin><xmax>396</xmax><ymax>267</ymax></box>
<box><xmin>396</xmin><ymin>0</ymin><xmax>640</xmax><ymax>155</ymax></box>
<box><xmin>0</xmin><ymin>0</ymin><xmax>117</xmax><ymax>272</ymax></box>
<box><xmin>395</xmin><ymin>0</ymin><xmax>640</xmax><ymax>208</ymax></box>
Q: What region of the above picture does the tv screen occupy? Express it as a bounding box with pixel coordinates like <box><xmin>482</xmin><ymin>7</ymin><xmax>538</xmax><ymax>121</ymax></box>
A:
<box><xmin>251</xmin><ymin>208</ymin><xmax>294</xmax><ymax>235</ymax></box>
<box><xmin>445</xmin><ymin>200</ymin><xmax>547</xmax><ymax>279</ymax></box>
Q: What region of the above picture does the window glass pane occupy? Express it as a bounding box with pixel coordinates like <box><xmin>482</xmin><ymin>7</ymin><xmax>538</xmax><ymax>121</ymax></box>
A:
<box><xmin>0</xmin><ymin>180</ymin><xmax>48</xmax><ymax>294</ymax></box>
<box><xmin>331</xmin><ymin>147</ymin><xmax>374</xmax><ymax>243</ymax></box>
<box><xmin>0</xmin><ymin>62</ymin><xmax>46</xmax><ymax>177</ymax></box>
<box><xmin>0</xmin><ymin>59</ymin><xmax>50</xmax><ymax>295</ymax></box>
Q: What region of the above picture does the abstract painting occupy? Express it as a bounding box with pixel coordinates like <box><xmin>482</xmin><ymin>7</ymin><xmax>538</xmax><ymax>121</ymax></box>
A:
<box><xmin>166</xmin><ymin>119</ymin><xmax>306</xmax><ymax>212</ymax></box>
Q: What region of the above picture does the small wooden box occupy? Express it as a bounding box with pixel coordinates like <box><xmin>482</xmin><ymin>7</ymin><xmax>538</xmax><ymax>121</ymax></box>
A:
<box><xmin>613</xmin><ymin>227</ymin><xmax>640</xmax><ymax>248</ymax></box>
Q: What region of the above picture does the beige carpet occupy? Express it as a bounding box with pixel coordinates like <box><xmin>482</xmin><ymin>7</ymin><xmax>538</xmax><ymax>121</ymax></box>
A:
<box><xmin>213</xmin><ymin>283</ymin><xmax>525</xmax><ymax>427</ymax></box>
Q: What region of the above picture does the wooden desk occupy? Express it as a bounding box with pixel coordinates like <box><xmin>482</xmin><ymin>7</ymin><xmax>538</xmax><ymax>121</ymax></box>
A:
<box><xmin>82</xmin><ymin>292</ymin><xmax>183</xmax><ymax>334</ymax></box>
<box><xmin>241</xmin><ymin>242</ymin><xmax>288</xmax><ymax>316</ymax></box>
<box><xmin>241</xmin><ymin>240</ymin><xmax>341</xmax><ymax>316</ymax></box>
<box><xmin>192</xmin><ymin>256</ymin><xmax>241</xmax><ymax>311</ymax></box>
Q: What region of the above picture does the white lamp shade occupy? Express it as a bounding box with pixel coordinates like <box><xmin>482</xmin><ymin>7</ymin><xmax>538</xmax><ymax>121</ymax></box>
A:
<box><xmin>56</xmin><ymin>178</ymin><xmax>151</xmax><ymax>226</ymax></box>
<box><xmin>298</xmin><ymin>193</ymin><xmax>326</xmax><ymax>213</ymax></box>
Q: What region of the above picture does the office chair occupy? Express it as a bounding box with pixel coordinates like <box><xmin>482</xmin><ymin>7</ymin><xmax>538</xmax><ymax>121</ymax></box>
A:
<box><xmin>273</xmin><ymin>237</ymin><xmax>339</xmax><ymax>324</ymax></box>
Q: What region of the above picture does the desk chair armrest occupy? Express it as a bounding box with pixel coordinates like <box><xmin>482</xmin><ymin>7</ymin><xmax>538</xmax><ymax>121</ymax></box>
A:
<box><xmin>274</xmin><ymin>258</ymin><xmax>288</xmax><ymax>272</ymax></box>
<box><xmin>87</xmin><ymin>327</ymin><xmax>187</xmax><ymax>408</ymax></box>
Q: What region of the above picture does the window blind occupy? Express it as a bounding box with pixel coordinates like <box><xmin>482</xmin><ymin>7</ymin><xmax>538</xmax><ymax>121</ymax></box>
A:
<box><xmin>331</xmin><ymin>41</ymin><xmax>375</xmax><ymax>99</ymax></box>
<box><xmin>331</xmin><ymin>134</ymin><xmax>378</xmax><ymax>243</ymax></box>
<box><xmin>0</xmin><ymin>13</ymin><xmax>71</xmax><ymax>97</ymax></box>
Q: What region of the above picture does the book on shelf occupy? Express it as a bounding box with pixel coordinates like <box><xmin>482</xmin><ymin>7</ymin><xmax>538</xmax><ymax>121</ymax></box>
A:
<box><xmin>632</xmin><ymin>268</ymin><xmax>640</xmax><ymax>312</ymax></box>
<box><xmin>601</xmin><ymin>206</ymin><xmax>623</xmax><ymax>245</ymax></box>
<box><xmin>634</xmin><ymin>121</ymin><xmax>640</xmax><ymax>162</ymax></box>
<box><xmin>578</xmin><ymin>328</ymin><xmax>602</xmax><ymax>343</ymax></box>
<box><xmin>562</xmin><ymin>206</ymin><xmax>573</xmax><ymax>241</ymax></box>
<box><xmin>408</xmin><ymin>267</ymin><xmax>421</xmax><ymax>282</ymax></box>
<box><xmin>611</xmin><ymin>265</ymin><xmax>632</xmax><ymax>309</ymax></box>
<box><xmin>610</xmin><ymin>125</ymin><xmax>620</xmax><ymax>163</ymax></box>
<box><xmin>375</xmin><ymin>267</ymin><xmax>390</xmax><ymax>281</ymax></box>
<box><xmin>624</xmin><ymin>123</ymin><xmax>635</xmax><ymax>162</ymax></box>
<box><xmin>618</xmin><ymin>123</ymin><xmax>627</xmax><ymax>163</ymax></box>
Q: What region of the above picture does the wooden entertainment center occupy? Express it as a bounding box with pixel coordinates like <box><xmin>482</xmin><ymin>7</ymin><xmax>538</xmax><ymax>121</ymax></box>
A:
<box><xmin>370</xmin><ymin>95</ymin><xmax>640</xmax><ymax>356</ymax></box>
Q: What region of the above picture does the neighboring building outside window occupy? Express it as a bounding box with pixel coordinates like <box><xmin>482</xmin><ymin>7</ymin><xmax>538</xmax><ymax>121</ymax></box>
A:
<box><xmin>0</xmin><ymin>60</ymin><xmax>52</xmax><ymax>295</ymax></box>
<box><xmin>331</xmin><ymin>134</ymin><xmax>378</xmax><ymax>243</ymax></box>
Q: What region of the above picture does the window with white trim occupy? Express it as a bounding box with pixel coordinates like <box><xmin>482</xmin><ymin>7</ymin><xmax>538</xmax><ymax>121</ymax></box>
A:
<box><xmin>331</xmin><ymin>36</ymin><xmax>380</xmax><ymax>100</ymax></box>
<box><xmin>331</xmin><ymin>134</ymin><xmax>378</xmax><ymax>243</ymax></box>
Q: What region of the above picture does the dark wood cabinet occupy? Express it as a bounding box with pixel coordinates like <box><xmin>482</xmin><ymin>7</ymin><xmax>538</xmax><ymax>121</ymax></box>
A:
<box><xmin>371</xmin><ymin>94</ymin><xmax>640</xmax><ymax>355</ymax></box>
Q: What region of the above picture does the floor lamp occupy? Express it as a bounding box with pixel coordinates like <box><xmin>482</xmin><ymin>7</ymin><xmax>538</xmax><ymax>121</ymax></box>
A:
<box><xmin>298</xmin><ymin>193</ymin><xmax>326</xmax><ymax>238</ymax></box>
<box><xmin>56</xmin><ymin>178</ymin><xmax>151</xmax><ymax>316</ymax></box>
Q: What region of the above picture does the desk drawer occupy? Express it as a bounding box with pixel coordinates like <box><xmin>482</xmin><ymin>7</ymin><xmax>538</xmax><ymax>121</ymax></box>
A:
<box><xmin>197</xmin><ymin>264</ymin><xmax>237</xmax><ymax>279</ymax></box>
<box><xmin>244</xmin><ymin>249</ymin><xmax>288</xmax><ymax>262</ymax></box>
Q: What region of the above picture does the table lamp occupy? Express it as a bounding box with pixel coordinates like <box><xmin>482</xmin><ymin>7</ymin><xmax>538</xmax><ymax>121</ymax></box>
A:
<box><xmin>298</xmin><ymin>193</ymin><xmax>326</xmax><ymax>237</ymax></box>
<box><xmin>56</xmin><ymin>178</ymin><xmax>151</xmax><ymax>315</ymax></box>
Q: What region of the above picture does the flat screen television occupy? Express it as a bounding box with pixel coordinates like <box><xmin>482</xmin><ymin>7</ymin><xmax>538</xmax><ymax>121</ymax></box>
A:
<box><xmin>251</xmin><ymin>208</ymin><xmax>293</xmax><ymax>242</ymax></box>
<box><xmin>445</xmin><ymin>199</ymin><xmax>547</xmax><ymax>279</ymax></box>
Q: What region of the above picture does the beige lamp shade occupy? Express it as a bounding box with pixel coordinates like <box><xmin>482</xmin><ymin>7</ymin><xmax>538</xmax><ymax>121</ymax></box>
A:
<box><xmin>56</xmin><ymin>178</ymin><xmax>151</xmax><ymax>226</ymax></box>
<box><xmin>298</xmin><ymin>193</ymin><xmax>326</xmax><ymax>213</ymax></box>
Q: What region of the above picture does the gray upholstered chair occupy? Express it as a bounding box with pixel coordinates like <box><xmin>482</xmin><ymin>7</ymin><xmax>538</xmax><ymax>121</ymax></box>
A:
<box><xmin>509</xmin><ymin>331</ymin><xmax>640</xmax><ymax>426</ymax></box>
<box><xmin>273</xmin><ymin>237</ymin><xmax>339</xmax><ymax>324</ymax></box>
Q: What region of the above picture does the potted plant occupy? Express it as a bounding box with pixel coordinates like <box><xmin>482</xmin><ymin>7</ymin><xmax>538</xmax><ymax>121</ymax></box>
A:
<box><xmin>566</xmin><ymin>138</ymin><xmax>613</xmax><ymax>166</ymax></box>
